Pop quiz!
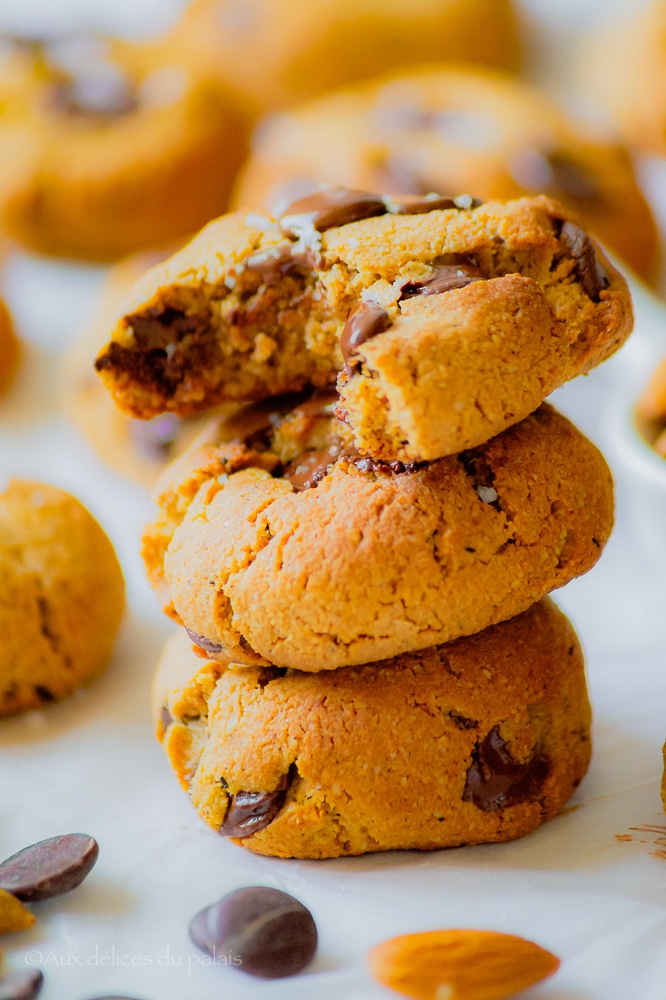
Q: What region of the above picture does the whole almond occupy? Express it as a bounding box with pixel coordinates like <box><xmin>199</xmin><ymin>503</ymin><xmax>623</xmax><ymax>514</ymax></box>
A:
<box><xmin>368</xmin><ymin>928</ymin><xmax>560</xmax><ymax>1000</ymax></box>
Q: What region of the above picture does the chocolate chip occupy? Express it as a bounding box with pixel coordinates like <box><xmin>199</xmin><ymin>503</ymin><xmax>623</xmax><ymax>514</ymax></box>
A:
<box><xmin>340</xmin><ymin>302</ymin><xmax>390</xmax><ymax>368</ymax></box>
<box><xmin>220</xmin><ymin>772</ymin><xmax>292</xmax><ymax>838</ymax></box>
<box><xmin>189</xmin><ymin>886</ymin><xmax>317</xmax><ymax>978</ymax></box>
<box><xmin>278</xmin><ymin>187</ymin><xmax>387</xmax><ymax>238</ymax></box>
<box><xmin>559</xmin><ymin>221</ymin><xmax>609</xmax><ymax>302</ymax></box>
<box><xmin>0</xmin><ymin>970</ymin><xmax>44</xmax><ymax>1000</ymax></box>
<box><xmin>385</xmin><ymin>193</ymin><xmax>458</xmax><ymax>214</ymax></box>
<box><xmin>242</xmin><ymin>243</ymin><xmax>315</xmax><ymax>286</ymax></box>
<box><xmin>0</xmin><ymin>834</ymin><xmax>98</xmax><ymax>902</ymax></box>
<box><xmin>124</xmin><ymin>307</ymin><xmax>201</xmax><ymax>353</ymax></box>
<box><xmin>510</xmin><ymin>150</ymin><xmax>601</xmax><ymax>203</ymax></box>
<box><xmin>282</xmin><ymin>446</ymin><xmax>342</xmax><ymax>491</ymax></box>
<box><xmin>33</xmin><ymin>685</ymin><xmax>55</xmax><ymax>702</ymax></box>
<box><xmin>130</xmin><ymin>414</ymin><xmax>181</xmax><ymax>459</ymax></box>
<box><xmin>185</xmin><ymin>628</ymin><xmax>225</xmax><ymax>655</ymax></box>
<box><xmin>463</xmin><ymin>725</ymin><xmax>549</xmax><ymax>812</ymax></box>
<box><xmin>160</xmin><ymin>705</ymin><xmax>173</xmax><ymax>730</ymax></box>
<box><xmin>400</xmin><ymin>257</ymin><xmax>485</xmax><ymax>298</ymax></box>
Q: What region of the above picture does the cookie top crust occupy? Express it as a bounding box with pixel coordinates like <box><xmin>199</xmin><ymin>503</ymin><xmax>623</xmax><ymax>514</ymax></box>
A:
<box><xmin>142</xmin><ymin>400</ymin><xmax>614</xmax><ymax>671</ymax></box>
<box><xmin>95</xmin><ymin>191</ymin><xmax>632</xmax><ymax>461</ymax></box>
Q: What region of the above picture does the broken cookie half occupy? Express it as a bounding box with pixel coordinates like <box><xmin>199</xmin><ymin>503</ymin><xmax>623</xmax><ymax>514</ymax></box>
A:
<box><xmin>95</xmin><ymin>188</ymin><xmax>633</xmax><ymax>463</ymax></box>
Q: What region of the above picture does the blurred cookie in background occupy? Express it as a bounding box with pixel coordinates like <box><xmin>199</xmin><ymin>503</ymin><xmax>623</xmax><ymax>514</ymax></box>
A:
<box><xmin>59</xmin><ymin>246</ymin><xmax>233</xmax><ymax>486</ymax></box>
<box><xmin>0</xmin><ymin>33</ymin><xmax>250</xmax><ymax>261</ymax></box>
<box><xmin>0</xmin><ymin>294</ymin><xmax>19</xmax><ymax>396</ymax></box>
<box><xmin>170</xmin><ymin>0</ymin><xmax>521</xmax><ymax>118</ymax></box>
<box><xmin>578</xmin><ymin>2</ymin><xmax>666</xmax><ymax>158</ymax></box>
<box><xmin>0</xmin><ymin>479</ymin><xmax>125</xmax><ymax>717</ymax></box>
<box><xmin>234</xmin><ymin>66</ymin><xmax>659</xmax><ymax>285</ymax></box>
<box><xmin>635</xmin><ymin>356</ymin><xmax>666</xmax><ymax>457</ymax></box>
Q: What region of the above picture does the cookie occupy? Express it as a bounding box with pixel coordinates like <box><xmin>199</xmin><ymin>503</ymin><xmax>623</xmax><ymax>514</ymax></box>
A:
<box><xmin>578</xmin><ymin>3</ymin><xmax>666</xmax><ymax>158</ymax></box>
<box><xmin>234</xmin><ymin>65</ymin><xmax>659</xmax><ymax>285</ymax></box>
<box><xmin>0</xmin><ymin>34</ymin><xmax>249</xmax><ymax>260</ymax></box>
<box><xmin>142</xmin><ymin>401</ymin><xmax>613</xmax><ymax>671</ymax></box>
<box><xmin>171</xmin><ymin>0</ymin><xmax>521</xmax><ymax>118</ymax></box>
<box><xmin>0</xmin><ymin>480</ymin><xmax>125</xmax><ymax>717</ymax></box>
<box><xmin>59</xmin><ymin>247</ymin><xmax>234</xmax><ymax>486</ymax></box>
<box><xmin>0</xmin><ymin>294</ymin><xmax>19</xmax><ymax>395</ymax></box>
<box><xmin>95</xmin><ymin>192</ymin><xmax>632</xmax><ymax>462</ymax></box>
<box><xmin>153</xmin><ymin>599</ymin><xmax>591</xmax><ymax>859</ymax></box>
<box><xmin>635</xmin><ymin>357</ymin><xmax>666</xmax><ymax>457</ymax></box>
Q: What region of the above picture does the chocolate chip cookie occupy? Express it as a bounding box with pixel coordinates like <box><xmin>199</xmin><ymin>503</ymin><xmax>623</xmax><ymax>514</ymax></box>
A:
<box><xmin>142</xmin><ymin>400</ymin><xmax>613</xmax><ymax>672</ymax></box>
<box><xmin>95</xmin><ymin>192</ymin><xmax>632</xmax><ymax>462</ymax></box>
<box><xmin>0</xmin><ymin>480</ymin><xmax>125</xmax><ymax>717</ymax></box>
<box><xmin>234</xmin><ymin>66</ymin><xmax>658</xmax><ymax>284</ymax></box>
<box><xmin>153</xmin><ymin>598</ymin><xmax>591</xmax><ymax>859</ymax></box>
<box><xmin>59</xmin><ymin>246</ymin><xmax>234</xmax><ymax>486</ymax></box>
<box><xmin>171</xmin><ymin>0</ymin><xmax>521</xmax><ymax>118</ymax></box>
<box><xmin>0</xmin><ymin>34</ymin><xmax>249</xmax><ymax>260</ymax></box>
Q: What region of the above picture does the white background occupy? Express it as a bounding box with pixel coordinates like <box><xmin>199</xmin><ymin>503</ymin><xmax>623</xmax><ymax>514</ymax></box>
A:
<box><xmin>1</xmin><ymin>2</ymin><xmax>666</xmax><ymax>999</ymax></box>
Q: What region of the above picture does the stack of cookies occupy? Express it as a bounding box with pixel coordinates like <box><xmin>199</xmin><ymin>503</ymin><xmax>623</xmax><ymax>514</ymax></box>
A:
<box><xmin>96</xmin><ymin>188</ymin><xmax>632</xmax><ymax>859</ymax></box>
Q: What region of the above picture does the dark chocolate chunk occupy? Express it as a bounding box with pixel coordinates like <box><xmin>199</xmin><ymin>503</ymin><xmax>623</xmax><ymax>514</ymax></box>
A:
<box><xmin>185</xmin><ymin>628</ymin><xmax>225</xmax><ymax>655</ymax></box>
<box><xmin>0</xmin><ymin>834</ymin><xmax>98</xmax><ymax>902</ymax></box>
<box><xmin>123</xmin><ymin>307</ymin><xmax>201</xmax><ymax>353</ymax></box>
<box><xmin>220</xmin><ymin>773</ymin><xmax>292</xmax><ymax>838</ymax></box>
<box><xmin>400</xmin><ymin>256</ymin><xmax>485</xmax><ymax>298</ymax></box>
<box><xmin>0</xmin><ymin>970</ymin><xmax>44</xmax><ymax>1000</ymax></box>
<box><xmin>340</xmin><ymin>301</ymin><xmax>390</xmax><ymax>366</ymax></box>
<box><xmin>278</xmin><ymin>187</ymin><xmax>387</xmax><ymax>238</ymax></box>
<box><xmin>130</xmin><ymin>413</ymin><xmax>181</xmax><ymax>459</ymax></box>
<box><xmin>33</xmin><ymin>686</ymin><xmax>55</xmax><ymax>702</ymax></box>
<box><xmin>510</xmin><ymin>149</ymin><xmax>601</xmax><ymax>203</ymax></box>
<box><xmin>463</xmin><ymin>725</ymin><xmax>549</xmax><ymax>812</ymax></box>
<box><xmin>385</xmin><ymin>193</ymin><xmax>458</xmax><ymax>214</ymax></box>
<box><xmin>189</xmin><ymin>886</ymin><xmax>317</xmax><ymax>978</ymax></box>
<box><xmin>559</xmin><ymin>221</ymin><xmax>609</xmax><ymax>302</ymax></box>
<box><xmin>282</xmin><ymin>445</ymin><xmax>344</xmax><ymax>491</ymax></box>
<box><xmin>160</xmin><ymin>706</ymin><xmax>173</xmax><ymax>730</ymax></box>
<box><xmin>242</xmin><ymin>243</ymin><xmax>316</xmax><ymax>286</ymax></box>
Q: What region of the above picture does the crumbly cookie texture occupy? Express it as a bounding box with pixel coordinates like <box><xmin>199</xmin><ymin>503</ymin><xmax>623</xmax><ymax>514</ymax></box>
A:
<box><xmin>0</xmin><ymin>480</ymin><xmax>125</xmax><ymax>717</ymax></box>
<box><xmin>234</xmin><ymin>65</ymin><xmax>658</xmax><ymax>284</ymax></box>
<box><xmin>95</xmin><ymin>193</ymin><xmax>632</xmax><ymax>461</ymax></box>
<box><xmin>142</xmin><ymin>401</ymin><xmax>613</xmax><ymax>671</ymax></box>
<box><xmin>152</xmin><ymin>599</ymin><xmax>591</xmax><ymax>859</ymax></box>
<box><xmin>0</xmin><ymin>35</ymin><xmax>249</xmax><ymax>260</ymax></box>
<box><xmin>173</xmin><ymin>0</ymin><xmax>521</xmax><ymax>117</ymax></box>
<box><xmin>59</xmin><ymin>246</ymin><xmax>235</xmax><ymax>486</ymax></box>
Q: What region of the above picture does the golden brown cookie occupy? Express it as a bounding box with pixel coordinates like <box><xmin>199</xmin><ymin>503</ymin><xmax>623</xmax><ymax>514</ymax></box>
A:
<box><xmin>171</xmin><ymin>0</ymin><xmax>521</xmax><ymax>118</ymax></box>
<box><xmin>142</xmin><ymin>401</ymin><xmax>613</xmax><ymax>671</ymax></box>
<box><xmin>578</xmin><ymin>3</ymin><xmax>666</xmax><ymax>158</ymax></box>
<box><xmin>0</xmin><ymin>34</ymin><xmax>249</xmax><ymax>260</ymax></box>
<box><xmin>95</xmin><ymin>192</ymin><xmax>632</xmax><ymax>462</ymax></box>
<box><xmin>59</xmin><ymin>246</ymin><xmax>234</xmax><ymax>486</ymax></box>
<box><xmin>0</xmin><ymin>480</ymin><xmax>125</xmax><ymax>717</ymax></box>
<box><xmin>0</xmin><ymin>294</ymin><xmax>19</xmax><ymax>395</ymax></box>
<box><xmin>153</xmin><ymin>598</ymin><xmax>591</xmax><ymax>859</ymax></box>
<box><xmin>233</xmin><ymin>66</ymin><xmax>658</xmax><ymax>285</ymax></box>
<box><xmin>635</xmin><ymin>357</ymin><xmax>666</xmax><ymax>457</ymax></box>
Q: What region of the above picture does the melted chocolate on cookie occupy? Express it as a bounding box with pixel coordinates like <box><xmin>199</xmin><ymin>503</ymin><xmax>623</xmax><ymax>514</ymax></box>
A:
<box><xmin>400</xmin><ymin>256</ymin><xmax>485</xmax><ymax>297</ymax></box>
<box><xmin>278</xmin><ymin>187</ymin><xmax>388</xmax><ymax>238</ymax></box>
<box><xmin>340</xmin><ymin>302</ymin><xmax>391</xmax><ymax>367</ymax></box>
<box><xmin>559</xmin><ymin>221</ymin><xmax>609</xmax><ymax>303</ymax></box>
<box><xmin>220</xmin><ymin>771</ymin><xmax>293</xmax><ymax>838</ymax></box>
<box><xmin>462</xmin><ymin>725</ymin><xmax>549</xmax><ymax>812</ymax></box>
